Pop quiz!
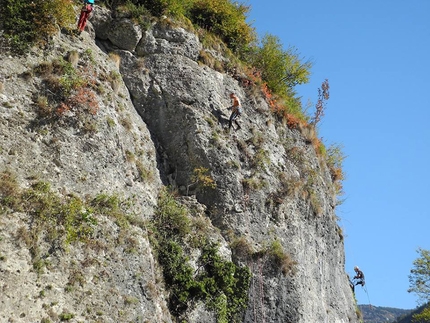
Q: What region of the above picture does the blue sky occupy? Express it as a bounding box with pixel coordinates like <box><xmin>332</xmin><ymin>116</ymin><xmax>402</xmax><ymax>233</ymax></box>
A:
<box><xmin>246</xmin><ymin>0</ymin><xmax>430</xmax><ymax>309</ymax></box>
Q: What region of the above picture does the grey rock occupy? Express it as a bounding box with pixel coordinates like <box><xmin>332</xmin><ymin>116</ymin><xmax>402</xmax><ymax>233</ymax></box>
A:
<box><xmin>136</xmin><ymin>21</ymin><xmax>202</xmax><ymax>60</ymax></box>
<box><xmin>0</xmin><ymin>9</ymin><xmax>359</xmax><ymax>323</ymax></box>
<box><xmin>107</xmin><ymin>19</ymin><xmax>143</xmax><ymax>51</ymax></box>
<box><xmin>91</xmin><ymin>5</ymin><xmax>113</xmax><ymax>40</ymax></box>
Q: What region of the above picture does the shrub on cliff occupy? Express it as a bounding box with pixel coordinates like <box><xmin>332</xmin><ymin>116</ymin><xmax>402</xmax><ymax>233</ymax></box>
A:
<box><xmin>150</xmin><ymin>188</ymin><xmax>251</xmax><ymax>321</ymax></box>
<box><xmin>188</xmin><ymin>0</ymin><xmax>255</xmax><ymax>54</ymax></box>
<box><xmin>127</xmin><ymin>0</ymin><xmax>193</xmax><ymax>17</ymax></box>
<box><xmin>0</xmin><ymin>0</ymin><xmax>75</xmax><ymax>53</ymax></box>
<box><xmin>249</xmin><ymin>34</ymin><xmax>312</xmax><ymax>98</ymax></box>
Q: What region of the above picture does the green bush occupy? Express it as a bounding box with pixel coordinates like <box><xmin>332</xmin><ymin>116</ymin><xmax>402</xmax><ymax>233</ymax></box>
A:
<box><xmin>131</xmin><ymin>0</ymin><xmax>194</xmax><ymax>17</ymax></box>
<box><xmin>271</xmin><ymin>240</ymin><xmax>297</xmax><ymax>275</ymax></box>
<box><xmin>249</xmin><ymin>34</ymin><xmax>312</xmax><ymax>98</ymax></box>
<box><xmin>0</xmin><ymin>0</ymin><xmax>75</xmax><ymax>53</ymax></box>
<box><xmin>21</xmin><ymin>182</ymin><xmax>98</xmax><ymax>245</ymax></box>
<box><xmin>112</xmin><ymin>1</ymin><xmax>153</xmax><ymax>29</ymax></box>
<box><xmin>158</xmin><ymin>240</ymin><xmax>197</xmax><ymax>309</ymax></box>
<box><xmin>155</xmin><ymin>188</ymin><xmax>191</xmax><ymax>239</ymax></box>
<box><xmin>254</xmin><ymin>240</ymin><xmax>297</xmax><ymax>276</ymax></box>
<box><xmin>198</xmin><ymin>242</ymin><xmax>251</xmax><ymax>323</ymax></box>
<box><xmin>188</xmin><ymin>0</ymin><xmax>255</xmax><ymax>54</ymax></box>
<box><xmin>0</xmin><ymin>170</ymin><xmax>22</xmax><ymax>210</ymax></box>
<box><xmin>90</xmin><ymin>193</ymin><xmax>130</xmax><ymax>227</ymax></box>
<box><xmin>59</xmin><ymin>312</ymin><xmax>75</xmax><ymax>321</ymax></box>
<box><xmin>151</xmin><ymin>188</ymin><xmax>251</xmax><ymax>321</ymax></box>
<box><xmin>326</xmin><ymin>143</ymin><xmax>346</xmax><ymax>197</ymax></box>
<box><xmin>155</xmin><ymin>239</ymin><xmax>251</xmax><ymax>321</ymax></box>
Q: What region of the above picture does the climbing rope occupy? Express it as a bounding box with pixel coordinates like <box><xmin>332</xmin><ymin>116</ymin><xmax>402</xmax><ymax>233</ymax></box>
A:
<box><xmin>258</xmin><ymin>257</ymin><xmax>267</xmax><ymax>323</ymax></box>
<box><xmin>363</xmin><ymin>285</ymin><xmax>372</xmax><ymax>309</ymax></box>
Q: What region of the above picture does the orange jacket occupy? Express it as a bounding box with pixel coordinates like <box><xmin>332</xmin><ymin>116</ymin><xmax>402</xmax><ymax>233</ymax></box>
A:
<box><xmin>230</xmin><ymin>95</ymin><xmax>241</xmax><ymax>113</ymax></box>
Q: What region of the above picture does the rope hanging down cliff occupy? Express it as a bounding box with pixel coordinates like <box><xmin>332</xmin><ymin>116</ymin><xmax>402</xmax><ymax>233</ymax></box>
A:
<box><xmin>350</xmin><ymin>266</ymin><xmax>372</xmax><ymax>308</ymax></box>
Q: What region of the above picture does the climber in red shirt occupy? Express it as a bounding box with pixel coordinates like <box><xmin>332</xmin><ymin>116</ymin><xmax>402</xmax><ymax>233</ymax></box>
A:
<box><xmin>77</xmin><ymin>0</ymin><xmax>94</xmax><ymax>34</ymax></box>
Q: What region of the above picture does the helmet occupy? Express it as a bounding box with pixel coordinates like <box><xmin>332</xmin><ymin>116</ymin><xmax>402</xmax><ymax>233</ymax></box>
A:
<box><xmin>354</xmin><ymin>266</ymin><xmax>359</xmax><ymax>271</ymax></box>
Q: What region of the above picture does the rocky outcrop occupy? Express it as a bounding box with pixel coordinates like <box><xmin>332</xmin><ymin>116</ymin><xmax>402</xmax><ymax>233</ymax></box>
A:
<box><xmin>0</xmin><ymin>29</ymin><xmax>168</xmax><ymax>323</ymax></box>
<box><xmin>0</xmin><ymin>6</ymin><xmax>359</xmax><ymax>323</ymax></box>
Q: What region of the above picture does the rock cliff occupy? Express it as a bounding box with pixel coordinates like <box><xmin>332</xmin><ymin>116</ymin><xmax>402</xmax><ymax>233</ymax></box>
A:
<box><xmin>0</xmin><ymin>6</ymin><xmax>359</xmax><ymax>323</ymax></box>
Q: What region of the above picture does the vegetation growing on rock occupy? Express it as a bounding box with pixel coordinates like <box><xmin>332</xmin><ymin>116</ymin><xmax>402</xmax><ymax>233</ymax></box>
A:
<box><xmin>0</xmin><ymin>170</ymin><xmax>134</xmax><ymax>270</ymax></box>
<box><xmin>150</xmin><ymin>188</ymin><xmax>251</xmax><ymax>322</ymax></box>
<box><xmin>0</xmin><ymin>0</ymin><xmax>75</xmax><ymax>52</ymax></box>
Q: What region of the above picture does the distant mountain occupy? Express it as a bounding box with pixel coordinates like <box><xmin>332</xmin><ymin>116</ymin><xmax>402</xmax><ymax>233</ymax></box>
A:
<box><xmin>392</xmin><ymin>303</ymin><xmax>428</xmax><ymax>323</ymax></box>
<box><xmin>359</xmin><ymin>305</ymin><xmax>412</xmax><ymax>323</ymax></box>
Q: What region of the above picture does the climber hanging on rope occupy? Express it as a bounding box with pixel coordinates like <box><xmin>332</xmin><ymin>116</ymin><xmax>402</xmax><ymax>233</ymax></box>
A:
<box><xmin>77</xmin><ymin>0</ymin><xmax>94</xmax><ymax>34</ymax></box>
<box><xmin>352</xmin><ymin>266</ymin><xmax>372</xmax><ymax>306</ymax></box>
<box><xmin>353</xmin><ymin>266</ymin><xmax>365</xmax><ymax>288</ymax></box>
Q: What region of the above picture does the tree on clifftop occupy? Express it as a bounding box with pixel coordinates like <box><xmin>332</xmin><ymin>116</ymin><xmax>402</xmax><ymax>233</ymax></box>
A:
<box><xmin>408</xmin><ymin>248</ymin><xmax>430</xmax><ymax>322</ymax></box>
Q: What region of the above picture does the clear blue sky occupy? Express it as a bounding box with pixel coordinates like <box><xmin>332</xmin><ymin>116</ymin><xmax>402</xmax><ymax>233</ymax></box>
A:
<box><xmin>246</xmin><ymin>0</ymin><xmax>430</xmax><ymax>309</ymax></box>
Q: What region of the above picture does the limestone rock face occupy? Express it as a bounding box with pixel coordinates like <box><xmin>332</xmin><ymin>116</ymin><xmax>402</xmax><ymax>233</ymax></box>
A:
<box><xmin>89</xmin><ymin>5</ymin><xmax>112</xmax><ymax>40</ymax></box>
<box><xmin>136</xmin><ymin>21</ymin><xmax>202</xmax><ymax>60</ymax></box>
<box><xmin>0</xmin><ymin>29</ymin><xmax>166</xmax><ymax>323</ymax></box>
<box><xmin>0</xmin><ymin>8</ymin><xmax>359</xmax><ymax>323</ymax></box>
<box><xmin>108</xmin><ymin>19</ymin><xmax>143</xmax><ymax>51</ymax></box>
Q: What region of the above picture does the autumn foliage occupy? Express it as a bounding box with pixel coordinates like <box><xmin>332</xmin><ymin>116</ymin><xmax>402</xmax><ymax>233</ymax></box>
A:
<box><xmin>57</xmin><ymin>88</ymin><xmax>99</xmax><ymax>116</ymax></box>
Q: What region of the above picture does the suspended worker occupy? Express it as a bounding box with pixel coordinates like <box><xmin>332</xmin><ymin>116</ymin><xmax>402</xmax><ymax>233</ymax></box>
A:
<box><xmin>353</xmin><ymin>266</ymin><xmax>365</xmax><ymax>287</ymax></box>
<box><xmin>227</xmin><ymin>93</ymin><xmax>242</xmax><ymax>131</ymax></box>
<box><xmin>77</xmin><ymin>0</ymin><xmax>95</xmax><ymax>34</ymax></box>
